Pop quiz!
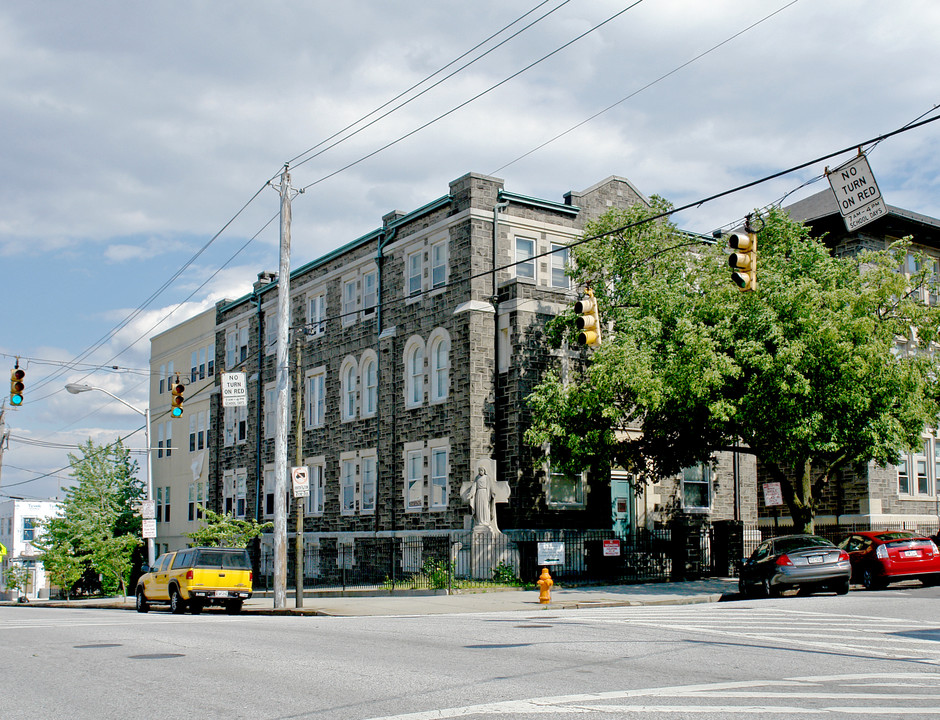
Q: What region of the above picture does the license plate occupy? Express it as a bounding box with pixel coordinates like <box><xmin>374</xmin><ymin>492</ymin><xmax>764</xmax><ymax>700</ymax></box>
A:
<box><xmin>808</xmin><ymin>555</ymin><xmax>825</xmax><ymax>564</ymax></box>
<box><xmin>902</xmin><ymin>550</ymin><xmax>921</xmax><ymax>558</ymax></box>
<box><xmin>213</xmin><ymin>591</ymin><xmax>230</xmax><ymax>598</ymax></box>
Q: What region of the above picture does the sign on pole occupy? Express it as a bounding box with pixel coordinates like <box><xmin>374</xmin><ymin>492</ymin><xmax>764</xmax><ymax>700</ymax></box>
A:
<box><xmin>139</xmin><ymin>500</ymin><xmax>155</xmax><ymax>520</ymax></box>
<box><xmin>221</xmin><ymin>372</ymin><xmax>248</xmax><ymax>408</ymax></box>
<box><xmin>142</xmin><ymin>518</ymin><xmax>157</xmax><ymax>539</ymax></box>
<box><xmin>537</xmin><ymin>541</ymin><xmax>565</xmax><ymax>566</ymax></box>
<box><xmin>827</xmin><ymin>154</ymin><xmax>886</xmax><ymax>231</ymax></box>
<box><xmin>762</xmin><ymin>482</ymin><xmax>784</xmax><ymax>507</ymax></box>
<box><xmin>291</xmin><ymin>466</ymin><xmax>310</xmax><ymax>498</ymax></box>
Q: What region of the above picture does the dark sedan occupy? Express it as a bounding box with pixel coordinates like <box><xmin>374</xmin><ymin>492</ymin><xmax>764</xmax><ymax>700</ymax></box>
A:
<box><xmin>838</xmin><ymin>530</ymin><xmax>940</xmax><ymax>590</ymax></box>
<box><xmin>739</xmin><ymin>534</ymin><xmax>851</xmax><ymax>598</ymax></box>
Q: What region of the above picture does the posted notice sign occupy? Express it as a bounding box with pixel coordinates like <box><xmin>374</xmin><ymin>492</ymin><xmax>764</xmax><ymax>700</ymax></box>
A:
<box><xmin>603</xmin><ymin>539</ymin><xmax>621</xmax><ymax>557</ymax></box>
<box><xmin>222</xmin><ymin>372</ymin><xmax>248</xmax><ymax>408</ymax></box>
<box><xmin>762</xmin><ymin>482</ymin><xmax>784</xmax><ymax>507</ymax></box>
<box><xmin>537</xmin><ymin>541</ymin><xmax>565</xmax><ymax>566</ymax></box>
<box><xmin>827</xmin><ymin>154</ymin><xmax>886</xmax><ymax>231</ymax></box>
<box><xmin>291</xmin><ymin>466</ymin><xmax>310</xmax><ymax>498</ymax></box>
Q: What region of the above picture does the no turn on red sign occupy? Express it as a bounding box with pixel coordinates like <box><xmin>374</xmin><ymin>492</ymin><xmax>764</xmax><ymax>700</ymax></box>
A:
<box><xmin>827</xmin><ymin>154</ymin><xmax>887</xmax><ymax>231</ymax></box>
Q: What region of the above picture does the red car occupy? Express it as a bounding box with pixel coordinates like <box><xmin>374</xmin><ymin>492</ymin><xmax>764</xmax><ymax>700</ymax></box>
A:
<box><xmin>838</xmin><ymin>531</ymin><xmax>940</xmax><ymax>590</ymax></box>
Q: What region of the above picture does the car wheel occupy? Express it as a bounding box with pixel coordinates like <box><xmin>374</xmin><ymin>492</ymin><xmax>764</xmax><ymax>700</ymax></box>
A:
<box><xmin>169</xmin><ymin>588</ymin><xmax>186</xmax><ymax>614</ymax></box>
<box><xmin>834</xmin><ymin>578</ymin><xmax>850</xmax><ymax>595</ymax></box>
<box><xmin>135</xmin><ymin>588</ymin><xmax>149</xmax><ymax>614</ymax></box>
<box><xmin>225</xmin><ymin>599</ymin><xmax>243</xmax><ymax>615</ymax></box>
<box><xmin>861</xmin><ymin>567</ymin><xmax>885</xmax><ymax>591</ymax></box>
<box><xmin>189</xmin><ymin>600</ymin><xmax>204</xmax><ymax>615</ymax></box>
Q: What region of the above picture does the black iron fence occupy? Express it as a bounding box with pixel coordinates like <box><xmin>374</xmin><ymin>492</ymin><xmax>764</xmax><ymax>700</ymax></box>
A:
<box><xmin>254</xmin><ymin>519</ymin><xmax>940</xmax><ymax>593</ymax></box>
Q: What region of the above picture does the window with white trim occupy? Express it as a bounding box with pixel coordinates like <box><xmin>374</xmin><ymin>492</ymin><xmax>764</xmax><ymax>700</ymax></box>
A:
<box><xmin>307</xmin><ymin>290</ymin><xmax>326</xmax><ymax>337</ymax></box>
<box><xmin>407</xmin><ymin>250</ymin><xmax>423</xmax><ymax>297</ymax></box>
<box><xmin>681</xmin><ymin>463</ymin><xmax>711</xmax><ymax>511</ymax></box>
<box><xmin>360</xmin><ymin>351</ymin><xmax>377</xmax><ymax>418</ymax></box>
<box><xmin>235</xmin><ymin>469</ymin><xmax>247</xmax><ymax>517</ymax></box>
<box><xmin>159</xmin><ymin>364</ymin><xmax>166</xmax><ymax>394</ymax></box>
<box><xmin>342</xmin><ymin>277</ymin><xmax>358</xmax><ymax>326</ymax></box>
<box><xmin>340</xmin><ymin>357</ymin><xmax>358</xmax><ymax>422</ymax></box>
<box><xmin>340</xmin><ymin>455</ymin><xmax>357</xmax><ymax>515</ymax></box>
<box><xmin>362</xmin><ymin>269</ymin><xmax>377</xmax><ymax>316</ymax></box>
<box><xmin>189</xmin><ymin>415</ymin><xmax>197</xmax><ymax>452</ymax></box>
<box><xmin>515</xmin><ymin>236</ymin><xmax>536</xmax><ymax>280</ymax></box>
<box><xmin>164</xmin><ymin>422</ymin><xmax>173</xmax><ymax>457</ymax></box>
<box><xmin>305</xmin><ymin>457</ymin><xmax>325</xmax><ymax>516</ymax></box>
<box><xmin>429</xmin><ymin>444</ymin><xmax>448</xmax><ymax>509</ymax></box>
<box><xmin>306</xmin><ymin>367</ymin><xmax>326</xmax><ymax>428</ymax></box>
<box><xmin>551</xmin><ymin>243</ymin><xmax>569</xmax><ymax>288</ymax></box>
<box><xmin>223</xmin><ymin>470</ymin><xmax>235</xmax><ymax>515</ymax></box>
<box><xmin>405</xmin><ymin>446</ymin><xmax>424</xmax><ymax>510</ymax></box>
<box><xmin>428</xmin><ymin>330</ymin><xmax>450</xmax><ymax>404</ymax></box>
<box><xmin>264</xmin><ymin>382</ymin><xmax>276</xmax><ymax>439</ymax></box>
<box><xmin>430</xmin><ymin>240</ymin><xmax>447</xmax><ymax>289</ymax></box>
<box><xmin>897</xmin><ymin>439</ymin><xmax>934</xmax><ymax>498</ymax></box>
<box><xmin>404</xmin><ymin>337</ymin><xmax>425</xmax><ymax>408</ymax></box>
<box><xmin>543</xmin><ymin>445</ymin><xmax>586</xmax><ymax>508</ymax></box>
<box><xmin>265</xmin><ymin>312</ymin><xmax>278</xmax><ymax>355</ymax></box>
<box><xmin>361</xmin><ymin>451</ymin><xmax>377</xmax><ymax>514</ymax></box>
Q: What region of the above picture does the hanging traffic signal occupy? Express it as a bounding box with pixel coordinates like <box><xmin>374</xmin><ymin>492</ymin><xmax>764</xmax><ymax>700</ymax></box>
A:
<box><xmin>728</xmin><ymin>231</ymin><xmax>757</xmax><ymax>292</ymax></box>
<box><xmin>574</xmin><ymin>289</ymin><xmax>602</xmax><ymax>347</ymax></box>
<box><xmin>170</xmin><ymin>377</ymin><xmax>185</xmax><ymax>417</ymax></box>
<box><xmin>10</xmin><ymin>366</ymin><xmax>25</xmax><ymax>406</ymax></box>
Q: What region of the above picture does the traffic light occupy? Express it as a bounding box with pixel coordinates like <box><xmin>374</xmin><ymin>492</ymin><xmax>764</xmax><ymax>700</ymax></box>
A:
<box><xmin>728</xmin><ymin>230</ymin><xmax>757</xmax><ymax>292</ymax></box>
<box><xmin>574</xmin><ymin>289</ymin><xmax>602</xmax><ymax>347</ymax></box>
<box><xmin>170</xmin><ymin>377</ymin><xmax>185</xmax><ymax>417</ymax></box>
<box><xmin>10</xmin><ymin>366</ymin><xmax>25</xmax><ymax>406</ymax></box>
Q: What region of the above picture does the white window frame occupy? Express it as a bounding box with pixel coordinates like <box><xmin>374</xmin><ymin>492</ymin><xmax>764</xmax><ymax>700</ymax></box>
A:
<box><xmin>515</xmin><ymin>236</ymin><xmax>536</xmax><ymax>280</ymax></box>
<box><xmin>263</xmin><ymin>464</ymin><xmax>276</xmax><ymax>518</ymax></box>
<box><xmin>406</xmin><ymin>249</ymin><xmax>423</xmax><ymax>297</ymax></box>
<box><xmin>428</xmin><ymin>329</ymin><xmax>450</xmax><ymax>404</ymax></box>
<box><xmin>429</xmin><ymin>441</ymin><xmax>449</xmax><ymax>510</ymax></box>
<box><xmin>223</xmin><ymin>470</ymin><xmax>235</xmax><ymax>516</ymax></box>
<box><xmin>430</xmin><ymin>239</ymin><xmax>447</xmax><ymax>290</ymax></box>
<box><xmin>404</xmin><ymin>444</ymin><xmax>424</xmax><ymax>511</ymax></box>
<box><xmin>340</xmin><ymin>356</ymin><xmax>358</xmax><ymax>423</ymax></box>
<box><xmin>340</xmin><ymin>454</ymin><xmax>357</xmax><ymax>516</ymax></box>
<box><xmin>360</xmin><ymin>450</ymin><xmax>377</xmax><ymax>515</ymax></box>
<box><xmin>235</xmin><ymin>468</ymin><xmax>247</xmax><ymax>518</ymax></box>
<box><xmin>263</xmin><ymin>382</ymin><xmax>276</xmax><ymax>439</ymax></box>
<box><xmin>362</xmin><ymin>269</ymin><xmax>377</xmax><ymax>317</ymax></box>
<box><xmin>306</xmin><ymin>289</ymin><xmax>326</xmax><ymax>338</ymax></box>
<box><xmin>305</xmin><ymin>456</ymin><xmax>326</xmax><ymax>516</ymax></box>
<box><xmin>681</xmin><ymin>463</ymin><xmax>712</xmax><ymax>512</ymax></box>
<box><xmin>342</xmin><ymin>276</ymin><xmax>358</xmax><ymax>326</ymax></box>
<box><xmin>404</xmin><ymin>336</ymin><xmax>425</xmax><ymax>408</ymax></box>
<box><xmin>360</xmin><ymin>350</ymin><xmax>378</xmax><ymax>418</ymax></box>
<box><xmin>551</xmin><ymin>242</ymin><xmax>570</xmax><ymax>289</ymax></box>
<box><xmin>306</xmin><ymin>367</ymin><xmax>326</xmax><ymax>428</ymax></box>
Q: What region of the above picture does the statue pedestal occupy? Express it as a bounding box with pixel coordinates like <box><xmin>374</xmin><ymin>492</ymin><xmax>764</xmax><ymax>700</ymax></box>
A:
<box><xmin>454</xmin><ymin>525</ymin><xmax>519</xmax><ymax>580</ymax></box>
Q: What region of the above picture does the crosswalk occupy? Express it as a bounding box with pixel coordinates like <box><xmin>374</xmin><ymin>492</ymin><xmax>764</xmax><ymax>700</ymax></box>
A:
<box><xmin>558</xmin><ymin>603</ymin><xmax>940</xmax><ymax>666</ymax></box>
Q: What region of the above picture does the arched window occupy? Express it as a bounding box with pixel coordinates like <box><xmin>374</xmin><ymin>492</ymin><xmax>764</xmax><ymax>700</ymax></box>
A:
<box><xmin>427</xmin><ymin>329</ymin><xmax>450</xmax><ymax>404</ymax></box>
<box><xmin>360</xmin><ymin>350</ymin><xmax>378</xmax><ymax>417</ymax></box>
<box><xmin>340</xmin><ymin>356</ymin><xmax>358</xmax><ymax>422</ymax></box>
<box><xmin>403</xmin><ymin>337</ymin><xmax>425</xmax><ymax>408</ymax></box>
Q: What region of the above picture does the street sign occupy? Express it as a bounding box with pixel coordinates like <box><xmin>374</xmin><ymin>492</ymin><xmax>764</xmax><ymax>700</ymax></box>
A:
<box><xmin>762</xmin><ymin>482</ymin><xmax>784</xmax><ymax>507</ymax></box>
<box><xmin>537</xmin><ymin>541</ymin><xmax>565</xmax><ymax>566</ymax></box>
<box><xmin>827</xmin><ymin>154</ymin><xmax>887</xmax><ymax>231</ymax></box>
<box><xmin>291</xmin><ymin>466</ymin><xmax>310</xmax><ymax>498</ymax></box>
<box><xmin>142</xmin><ymin>518</ymin><xmax>157</xmax><ymax>539</ymax></box>
<box><xmin>221</xmin><ymin>372</ymin><xmax>248</xmax><ymax>408</ymax></box>
<box><xmin>603</xmin><ymin>539</ymin><xmax>621</xmax><ymax>557</ymax></box>
<box><xmin>139</xmin><ymin>500</ymin><xmax>155</xmax><ymax>520</ymax></box>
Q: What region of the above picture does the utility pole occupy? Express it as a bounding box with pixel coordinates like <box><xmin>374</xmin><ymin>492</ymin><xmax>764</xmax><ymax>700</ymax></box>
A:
<box><xmin>294</xmin><ymin>331</ymin><xmax>304</xmax><ymax>608</ymax></box>
<box><xmin>271</xmin><ymin>164</ymin><xmax>300</xmax><ymax>609</ymax></box>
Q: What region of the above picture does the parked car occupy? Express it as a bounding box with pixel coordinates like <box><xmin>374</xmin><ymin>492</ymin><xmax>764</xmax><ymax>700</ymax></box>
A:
<box><xmin>135</xmin><ymin>546</ymin><xmax>253</xmax><ymax>614</ymax></box>
<box><xmin>838</xmin><ymin>530</ymin><xmax>940</xmax><ymax>590</ymax></box>
<box><xmin>739</xmin><ymin>534</ymin><xmax>851</xmax><ymax>598</ymax></box>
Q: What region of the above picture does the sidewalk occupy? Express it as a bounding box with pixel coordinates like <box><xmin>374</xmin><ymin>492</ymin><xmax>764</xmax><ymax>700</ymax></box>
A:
<box><xmin>2</xmin><ymin>578</ymin><xmax>741</xmax><ymax>616</ymax></box>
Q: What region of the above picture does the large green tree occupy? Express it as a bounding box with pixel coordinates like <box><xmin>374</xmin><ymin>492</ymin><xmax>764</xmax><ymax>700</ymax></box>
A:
<box><xmin>37</xmin><ymin>439</ymin><xmax>144</xmax><ymax>596</ymax></box>
<box><xmin>526</xmin><ymin>200</ymin><xmax>940</xmax><ymax>532</ymax></box>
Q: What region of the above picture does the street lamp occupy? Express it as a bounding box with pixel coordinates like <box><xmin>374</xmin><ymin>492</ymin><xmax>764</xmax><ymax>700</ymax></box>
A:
<box><xmin>65</xmin><ymin>383</ymin><xmax>155</xmax><ymax>566</ymax></box>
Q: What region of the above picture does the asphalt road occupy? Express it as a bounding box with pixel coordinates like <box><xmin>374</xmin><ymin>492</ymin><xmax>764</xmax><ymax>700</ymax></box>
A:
<box><xmin>2</xmin><ymin>585</ymin><xmax>938</xmax><ymax>720</ymax></box>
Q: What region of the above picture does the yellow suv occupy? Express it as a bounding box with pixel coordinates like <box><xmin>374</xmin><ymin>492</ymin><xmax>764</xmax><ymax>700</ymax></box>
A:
<box><xmin>135</xmin><ymin>547</ymin><xmax>253</xmax><ymax>615</ymax></box>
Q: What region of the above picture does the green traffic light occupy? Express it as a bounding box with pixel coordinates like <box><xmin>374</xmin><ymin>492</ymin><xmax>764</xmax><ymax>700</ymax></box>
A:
<box><xmin>11</xmin><ymin>393</ymin><xmax>23</xmax><ymax>406</ymax></box>
<box><xmin>171</xmin><ymin>406</ymin><xmax>183</xmax><ymax>418</ymax></box>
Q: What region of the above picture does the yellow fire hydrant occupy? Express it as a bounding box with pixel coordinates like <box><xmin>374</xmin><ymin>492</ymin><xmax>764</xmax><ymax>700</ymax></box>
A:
<box><xmin>537</xmin><ymin>567</ymin><xmax>553</xmax><ymax>604</ymax></box>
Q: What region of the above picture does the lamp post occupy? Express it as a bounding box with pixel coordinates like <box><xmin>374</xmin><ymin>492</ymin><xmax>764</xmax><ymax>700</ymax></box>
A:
<box><xmin>65</xmin><ymin>383</ymin><xmax>155</xmax><ymax>566</ymax></box>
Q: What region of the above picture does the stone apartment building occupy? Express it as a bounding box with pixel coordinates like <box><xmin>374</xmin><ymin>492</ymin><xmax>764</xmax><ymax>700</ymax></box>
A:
<box><xmin>783</xmin><ymin>188</ymin><xmax>940</xmax><ymax>531</ymax></box>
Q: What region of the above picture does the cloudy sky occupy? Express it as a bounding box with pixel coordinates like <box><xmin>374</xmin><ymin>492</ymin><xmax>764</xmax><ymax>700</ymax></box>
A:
<box><xmin>2</xmin><ymin>0</ymin><xmax>939</xmax><ymax>501</ymax></box>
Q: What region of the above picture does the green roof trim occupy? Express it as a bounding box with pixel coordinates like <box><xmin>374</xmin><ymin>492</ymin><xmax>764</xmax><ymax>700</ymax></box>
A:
<box><xmin>498</xmin><ymin>190</ymin><xmax>580</xmax><ymax>217</ymax></box>
<box><xmin>386</xmin><ymin>195</ymin><xmax>453</xmax><ymax>231</ymax></box>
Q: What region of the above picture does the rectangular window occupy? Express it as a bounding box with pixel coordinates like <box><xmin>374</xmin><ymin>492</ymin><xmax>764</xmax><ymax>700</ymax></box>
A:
<box><xmin>207</xmin><ymin>343</ymin><xmax>215</xmax><ymax>377</ymax></box>
<box><xmin>188</xmin><ymin>483</ymin><xmax>196</xmax><ymax>522</ymax></box>
<box><xmin>343</xmin><ymin>278</ymin><xmax>357</xmax><ymax>325</ymax></box>
<box><xmin>407</xmin><ymin>251</ymin><xmax>423</xmax><ymax>296</ymax></box>
<box><xmin>238</xmin><ymin>326</ymin><xmax>249</xmax><ymax>363</ymax></box>
<box><xmin>682</xmin><ymin>464</ymin><xmax>711</xmax><ymax>510</ymax></box>
<box><xmin>236</xmin><ymin>469</ymin><xmax>247</xmax><ymax>518</ymax></box>
<box><xmin>189</xmin><ymin>415</ymin><xmax>197</xmax><ymax>452</ymax></box>
<box><xmin>361</xmin><ymin>453</ymin><xmax>376</xmax><ymax>514</ymax></box>
<box><xmin>157</xmin><ymin>424</ymin><xmax>164</xmax><ymax>459</ymax></box>
<box><xmin>362</xmin><ymin>358</ymin><xmax>377</xmax><ymax>417</ymax></box>
<box><xmin>406</xmin><ymin>450</ymin><xmax>423</xmax><ymax>509</ymax></box>
<box><xmin>546</xmin><ymin>465</ymin><xmax>585</xmax><ymax>507</ymax></box>
<box><xmin>430</xmin><ymin>241</ymin><xmax>447</xmax><ymax>289</ymax></box>
<box><xmin>307</xmin><ymin>369</ymin><xmax>326</xmax><ymax>428</ymax></box>
<box><xmin>264</xmin><ymin>384</ymin><xmax>276</xmax><ymax>440</ymax></box>
<box><xmin>551</xmin><ymin>243</ymin><xmax>569</xmax><ymax>288</ymax></box>
<box><xmin>430</xmin><ymin>447</ymin><xmax>447</xmax><ymax>508</ymax></box>
<box><xmin>264</xmin><ymin>466</ymin><xmax>275</xmax><ymax>518</ymax></box>
<box><xmin>237</xmin><ymin>404</ymin><xmax>248</xmax><ymax>443</ymax></box>
<box><xmin>156</xmin><ymin>487</ymin><xmax>163</xmax><ymax>523</ymax></box>
<box><xmin>515</xmin><ymin>237</ymin><xmax>535</xmax><ymax>280</ymax></box>
<box><xmin>307</xmin><ymin>292</ymin><xmax>326</xmax><ymax>336</ymax></box>
<box><xmin>197</xmin><ymin>411</ymin><xmax>205</xmax><ymax>451</ymax></box>
<box><xmin>223</xmin><ymin>471</ymin><xmax>235</xmax><ymax>515</ymax></box>
<box><xmin>898</xmin><ymin>457</ymin><xmax>910</xmax><ymax>495</ymax></box>
<box><xmin>226</xmin><ymin>330</ymin><xmax>237</xmax><ymax>369</ymax></box>
<box><xmin>199</xmin><ymin>347</ymin><xmax>207</xmax><ymax>380</ymax></box>
<box><xmin>362</xmin><ymin>270</ymin><xmax>377</xmax><ymax>316</ymax></box>
<box><xmin>159</xmin><ymin>364</ymin><xmax>166</xmax><ymax>394</ymax></box>
<box><xmin>340</xmin><ymin>459</ymin><xmax>357</xmax><ymax>515</ymax></box>
<box><xmin>265</xmin><ymin>315</ymin><xmax>278</xmax><ymax>355</ymax></box>
<box><xmin>190</xmin><ymin>350</ymin><xmax>199</xmax><ymax>383</ymax></box>
<box><xmin>306</xmin><ymin>459</ymin><xmax>325</xmax><ymax>516</ymax></box>
<box><xmin>224</xmin><ymin>406</ymin><xmax>236</xmax><ymax>447</ymax></box>
<box><xmin>165</xmin><ymin>422</ymin><xmax>172</xmax><ymax>457</ymax></box>
<box><xmin>163</xmin><ymin>486</ymin><xmax>171</xmax><ymax>523</ymax></box>
<box><xmin>22</xmin><ymin>518</ymin><xmax>37</xmax><ymax>542</ymax></box>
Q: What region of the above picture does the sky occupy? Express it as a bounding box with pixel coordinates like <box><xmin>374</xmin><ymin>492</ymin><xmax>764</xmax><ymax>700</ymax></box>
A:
<box><xmin>2</xmin><ymin>0</ymin><xmax>939</xmax><ymax>501</ymax></box>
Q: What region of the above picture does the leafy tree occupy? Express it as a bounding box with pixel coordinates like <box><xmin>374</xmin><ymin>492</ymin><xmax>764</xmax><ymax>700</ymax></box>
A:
<box><xmin>526</xmin><ymin>201</ymin><xmax>940</xmax><ymax>532</ymax></box>
<box><xmin>37</xmin><ymin>439</ymin><xmax>144</xmax><ymax>596</ymax></box>
<box><xmin>33</xmin><ymin>518</ymin><xmax>85</xmax><ymax>600</ymax></box>
<box><xmin>3</xmin><ymin>564</ymin><xmax>30</xmax><ymax>600</ymax></box>
<box><xmin>185</xmin><ymin>505</ymin><xmax>270</xmax><ymax>548</ymax></box>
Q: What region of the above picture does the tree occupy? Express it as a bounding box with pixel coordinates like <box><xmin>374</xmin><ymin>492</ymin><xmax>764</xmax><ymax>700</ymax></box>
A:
<box><xmin>37</xmin><ymin>439</ymin><xmax>144</xmax><ymax>596</ymax></box>
<box><xmin>526</xmin><ymin>200</ymin><xmax>940</xmax><ymax>532</ymax></box>
<box><xmin>185</xmin><ymin>505</ymin><xmax>270</xmax><ymax>548</ymax></box>
<box><xmin>32</xmin><ymin>518</ymin><xmax>85</xmax><ymax>600</ymax></box>
<box><xmin>3</xmin><ymin>564</ymin><xmax>31</xmax><ymax>600</ymax></box>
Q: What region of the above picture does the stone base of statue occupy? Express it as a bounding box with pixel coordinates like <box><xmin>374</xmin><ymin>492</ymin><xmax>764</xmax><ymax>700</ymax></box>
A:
<box><xmin>453</xmin><ymin>524</ymin><xmax>520</xmax><ymax>580</ymax></box>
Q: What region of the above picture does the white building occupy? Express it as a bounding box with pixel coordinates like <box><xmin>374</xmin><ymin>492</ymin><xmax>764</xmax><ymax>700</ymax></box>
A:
<box><xmin>0</xmin><ymin>498</ymin><xmax>61</xmax><ymax>600</ymax></box>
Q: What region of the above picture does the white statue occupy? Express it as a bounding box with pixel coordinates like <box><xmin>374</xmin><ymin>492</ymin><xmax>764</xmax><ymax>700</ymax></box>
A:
<box><xmin>461</xmin><ymin>462</ymin><xmax>510</xmax><ymax>533</ymax></box>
